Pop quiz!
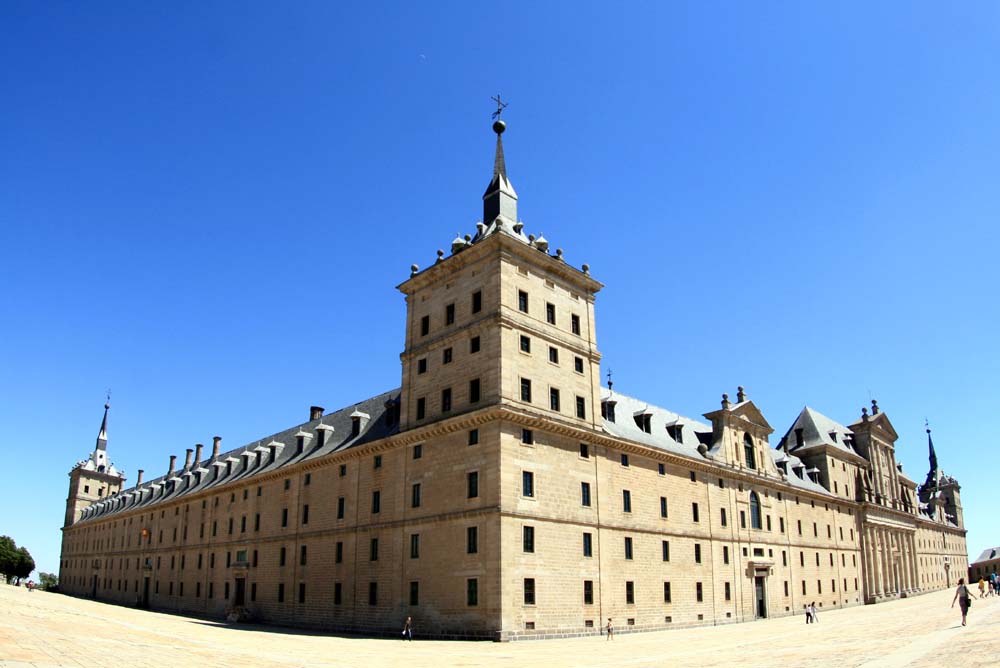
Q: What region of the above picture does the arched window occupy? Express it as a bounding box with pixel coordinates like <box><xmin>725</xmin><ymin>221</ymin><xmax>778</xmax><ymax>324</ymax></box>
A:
<box><xmin>750</xmin><ymin>491</ymin><xmax>762</xmax><ymax>530</ymax></box>
<box><xmin>743</xmin><ymin>433</ymin><xmax>756</xmax><ymax>470</ymax></box>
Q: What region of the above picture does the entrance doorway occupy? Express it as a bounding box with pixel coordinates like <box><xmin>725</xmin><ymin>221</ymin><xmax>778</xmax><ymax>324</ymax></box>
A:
<box><xmin>141</xmin><ymin>577</ymin><xmax>150</xmax><ymax>608</ymax></box>
<box><xmin>754</xmin><ymin>576</ymin><xmax>767</xmax><ymax>619</ymax></box>
<box><xmin>234</xmin><ymin>578</ymin><xmax>246</xmax><ymax>607</ymax></box>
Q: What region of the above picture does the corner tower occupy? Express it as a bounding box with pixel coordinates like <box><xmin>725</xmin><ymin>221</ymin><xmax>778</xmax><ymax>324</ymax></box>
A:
<box><xmin>64</xmin><ymin>401</ymin><xmax>126</xmax><ymax>526</ymax></box>
<box><xmin>397</xmin><ymin>113</ymin><xmax>604</xmax><ymax>431</ymax></box>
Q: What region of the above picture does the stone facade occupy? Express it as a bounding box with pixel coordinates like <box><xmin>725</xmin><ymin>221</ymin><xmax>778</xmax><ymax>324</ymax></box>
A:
<box><xmin>58</xmin><ymin>119</ymin><xmax>969</xmax><ymax>640</ymax></box>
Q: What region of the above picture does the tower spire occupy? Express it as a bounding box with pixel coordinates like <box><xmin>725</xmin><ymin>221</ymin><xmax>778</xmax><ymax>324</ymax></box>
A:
<box><xmin>483</xmin><ymin>95</ymin><xmax>517</xmax><ymax>224</ymax></box>
<box><xmin>96</xmin><ymin>398</ymin><xmax>110</xmax><ymax>452</ymax></box>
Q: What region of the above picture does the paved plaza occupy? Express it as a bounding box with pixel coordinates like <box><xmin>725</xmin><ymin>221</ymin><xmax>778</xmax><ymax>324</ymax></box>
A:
<box><xmin>2</xmin><ymin>585</ymin><xmax>999</xmax><ymax>668</ymax></box>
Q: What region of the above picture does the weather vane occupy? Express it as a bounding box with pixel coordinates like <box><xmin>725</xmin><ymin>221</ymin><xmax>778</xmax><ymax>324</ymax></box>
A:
<box><xmin>606</xmin><ymin>368</ymin><xmax>613</xmax><ymax>390</ymax></box>
<box><xmin>491</xmin><ymin>94</ymin><xmax>508</xmax><ymax>120</ymax></box>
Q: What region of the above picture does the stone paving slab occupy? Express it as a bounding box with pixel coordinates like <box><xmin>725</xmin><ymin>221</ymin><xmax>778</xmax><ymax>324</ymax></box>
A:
<box><xmin>2</xmin><ymin>584</ymin><xmax>999</xmax><ymax>667</ymax></box>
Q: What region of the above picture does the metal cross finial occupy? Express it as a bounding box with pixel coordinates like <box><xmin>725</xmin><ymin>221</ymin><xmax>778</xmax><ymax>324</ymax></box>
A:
<box><xmin>491</xmin><ymin>94</ymin><xmax>508</xmax><ymax>120</ymax></box>
<box><xmin>606</xmin><ymin>369</ymin><xmax>613</xmax><ymax>390</ymax></box>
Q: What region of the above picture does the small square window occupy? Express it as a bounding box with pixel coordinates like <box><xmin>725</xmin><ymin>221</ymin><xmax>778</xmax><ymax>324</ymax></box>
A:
<box><xmin>522</xmin><ymin>428</ymin><xmax>534</xmax><ymax>445</ymax></box>
<box><xmin>470</xmin><ymin>336</ymin><xmax>481</xmax><ymax>353</ymax></box>
<box><xmin>417</xmin><ymin>358</ymin><xmax>427</xmax><ymax>374</ymax></box>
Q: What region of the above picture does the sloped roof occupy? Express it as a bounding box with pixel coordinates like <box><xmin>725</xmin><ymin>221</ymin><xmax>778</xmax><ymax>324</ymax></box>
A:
<box><xmin>78</xmin><ymin>389</ymin><xmax>400</xmax><ymax>523</ymax></box>
<box><xmin>973</xmin><ymin>546</ymin><xmax>1000</xmax><ymax>564</ymax></box>
<box><xmin>779</xmin><ymin>406</ymin><xmax>859</xmax><ymax>457</ymax></box>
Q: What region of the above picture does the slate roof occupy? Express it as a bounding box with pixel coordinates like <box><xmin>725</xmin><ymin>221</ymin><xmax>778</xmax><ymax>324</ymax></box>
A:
<box><xmin>600</xmin><ymin>388</ymin><xmax>832</xmax><ymax>496</ymax></box>
<box><xmin>973</xmin><ymin>546</ymin><xmax>1000</xmax><ymax>564</ymax></box>
<box><xmin>777</xmin><ymin>406</ymin><xmax>860</xmax><ymax>457</ymax></box>
<box><xmin>78</xmin><ymin>388</ymin><xmax>401</xmax><ymax>523</ymax></box>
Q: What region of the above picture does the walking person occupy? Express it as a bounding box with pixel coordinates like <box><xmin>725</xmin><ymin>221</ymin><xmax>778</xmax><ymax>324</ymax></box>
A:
<box><xmin>951</xmin><ymin>578</ymin><xmax>977</xmax><ymax>626</ymax></box>
<box><xmin>811</xmin><ymin>602</ymin><xmax>819</xmax><ymax>623</ymax></box>
<box><xmin>606</xmin><ymin>617</ymin><xmax>614</xmax><ymax>640</ymax></box>
<box><xmin>401</xmin><ymin>615</ymin><xmax>412</xmax><ymax>641</ymax></box>
<box><xmin>805</xmin><ymin>603</ymin><xmax>813</xmax><ymax>624</ymax></box>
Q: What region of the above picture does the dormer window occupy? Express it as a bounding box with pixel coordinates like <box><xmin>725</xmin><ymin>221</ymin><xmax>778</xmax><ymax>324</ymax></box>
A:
<box><xmin>743</xmin><ymin>433</ymin><xmax>756</xmax><ymax>470</ymax></box>
<box><xmin>351</xmin><ymin>410</ymin><xmax>371</xmax><ymax>437</ymax></box>
<box><xmin>666</xmin><ymin>423</ymin><xmax>682</xmax><ymax>443</ymax></box>
<box><xmin>829</xmin><ymin>431</ymin><xmax>838</xmax><ymax>443</ymax></box>
<box><xmin>316</xmin><ymin>430</ymin><xmax>326</xmax><ymax>448</ymax></box>
<box><xmin>296</xmin><ymin>435</ymin><xmax>305</xmax><ymax>455</ymax></box>
<box><xmin>601</xmin><ymin>400</ymin><xmax>617</xmax><ymax>423</ymax></box>
<box><xmin>633</xmin><ymin>410</ymin><xmax>652</xmax><ymax>434</ymax></box>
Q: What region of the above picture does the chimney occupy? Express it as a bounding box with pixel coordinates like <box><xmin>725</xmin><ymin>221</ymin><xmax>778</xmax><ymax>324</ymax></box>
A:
<box><xmin>184</xmin><ymin>448</ymin><xmax>193</xmax><ymax>470</ymax></box>
<box><xmin>212</xmin><ymin>436</ymin><xmax>222</xmax><ymax>459</ymax></box>
<box><xmin>168</xmin><ymin>455</ymin><xmax>176</xmax><ymax>475</ymax></box>
<box><xmin>194</xmin><ymin>443</ymin><xmax>204</xmax><ymax>467</ymax></box>
<box><xmin>310</xmin><ymin>406</ymin><xmax>324</xmax><ymax>421</ymax></box>
<box><xmin>136</xmin><ymin>469</ymin><xmax>144</xmax><ymax>485</ymax></box>
<box><xmin>737</xmin><ymin>386</ymin><xmax>746</xmax><ymax>403</ymax></box>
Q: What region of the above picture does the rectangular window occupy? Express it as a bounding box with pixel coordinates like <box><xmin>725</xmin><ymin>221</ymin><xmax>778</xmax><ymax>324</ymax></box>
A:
<box><xmin>370</xmin><ymin>538</ymin><xmax>379</xmax><ymax>561</ymax></box>
<box><xmin>445</xmin><ymin>303</ymin><xmax>455</xmax><ymax>325</ymax></box>
<box><xmin>335</xmin><ymin>542</ymin><xmax>343</xmax><ymax>563</ymax></box>
<box><xmin>740</xmin><ymin>510</ymin><xmax>746</xmax><ymax>528</ymax></box>
<box><xmin>300</xmin><ymin>545</ymin><xmax>307</xmax><ymax>566</ymax></box>
<box><xmin>339</xmin><ymin>464</ymin><xmax>347</xmax><ymax>477</ymax></box>
<box><xmin>523</xmin><ymin>578</ymin><xmax>535</xmax><ymax>605</ymax></box>
<box><xmin>663</xmin><ymin>581</ymin><xmax>672</xmax><ymax>603</ymax></box>
<box><xmin>416</xmin><ymin>397</ymin><xmax>425</xmax><ymax>420</ymax></box>
<box><xmin>470</xmin><ymin>336</ymin><xmax>480</xmax><ymax>353</ymax></box>
<box><xmin>467</xmin><ymin>526</ymin><xmax>478</xmax><ymax>554</ymax></box>
<box><xmin>550</xmin><ymin>387</ymin><xmax>560</xmax><ymax>411</ymax></box>
<box><xmin>695</xmin><ymin>543</ymin><xmax>702</xmax><ymax>564</ymax></box>
<box><xmin>467</xmin><ymin>471</ymin><xmax>479</xmax><ymax>499</ymax></box>
<box><xmin>467</xmin><ymin>578</ymin><xmax>479</xmax><ymax>606</ymax></box>
<box><xmin>692</xmin><ymin>502</ymin><xmax>700</xmax><ymax>522</ymax></box>
<box><xmin>624</xmin><ymin>536</ymin><xmax>634</xmax><ymax>560</ymax></box>
<box><xmin>521</xmin><ymin>428</ymin><xmax>533</xmax><ymax>445</ymax></box>
<box><xmin>335</xmin><ymin>582</ymin><xmax>343</xmax><ymax>605</ymax></box>
<box><xmin>410</xmin><ymin>581</ymin><xmax>419</xmax><ymax>606</ymax></box>
<box><xmin>372</xmin><ymin>490</ymin><xmax>381</xmax><ymax>514</ymax></box>
<box><xmin>278</xmin><ymin>583</ymin><xmax>285</xmax><ymax>603</ymax></box>
<box><xmin>519</xmin><ymin>334</ymin><xmax>531</xmax><ymax>353</ymax></box>
<box><xmin>723</xmin><ymin>545</ymin><xmax>730</xmax><ymax>564</ymax></box>
<box><xmin>417</xmin><ymin>358</ymin><xmax>427</xmax><ymax>374</ymax></box>
<box><xmin>621</xmin><ymin>453</ymin><xmax>629</xmax><ymax>467</ymax></box>
<box><xmin>279</xmin><ymin>547</ymin><xmax>286</xmax><ymax>567</ymax></box>
<box><xmin>420</xmin><ymin>315</ymin><xmax>429</xmax><ymax>336</ymax></box>
<box><xmin>721</xmin><ymin>508</ymin><xmax>727</xmax><ymax>526</ymax></box>
<box><xmin>441</xmin><ymin>387</ymin><xmax>452</xmax><ymax>412</ymax></box>
<box><xmin>584</xmin><ymin>580</ymin><xmax>594</xmax><ymax>605</ymax></box>
<box><xmin>571</xmin><ymin>314</ymin><xmax>581</xmax><ymax>335</ymax></box>
<box><xmin>469</xmin><ymin>378</ymin><xmax>481</xmax><ymax>403</ymax></box>
<box><xmin>725</xmin><ymin>582</ymin><xmax>731</xmax><ymax>601</ymax></box>
<box><xmin>442</xmin><ymin>347</ymin><xmax>453</xmax><ymax>364</ymax></box>
<box><xmin>780</xmin><ymin>517</ymin><xmax>785</xmax><ymax>533</ymax></box>
<box><xmin>468</xmin><ymin>429</ymin><xmax>479</xmax><ymax>446</ymax></box>
<box><xmin>660</xmin><ymin>496</ymin><xmax>669</xmax><ymax>518</ymax></box>
<box><xmin>581</xmin><ymin>481</ymin><xmax>592</xmax><ymax>507</ymax></box>
<box><xmin>623</xmin><ymin>489</ymin><xmax>632</xmax><ymax>513</ymax></box>
<box><xmin>369</xmin><ymin>582</ymin><xmax>378</xmax><ymax>606</ymax></box>
<box><xmin>520</xmin><ymin>378</ymin><xmax>532</xmax><ymax>402</ymax></box>
<box><xmin>662</xmin><ymin>540</ymin><xmax>670</xmax><ymax>562</ymax></box>
<box><xmin>410</xmin><ymin>534</ymin><xmax>420</xmax><ymax>559</ymax></box>
<box><xmin>583</xmin><ymin>532</ymin><xmax>593</xmax><ymax>557</ymax></box>
<box><xmin>411</xmin><ymin>483</ymin><xmax>421</xmax><ymax>508</ymax></box>
<box><xmin>548</xmin><ymin>346</ymin><xmax>559</xmax><ymax>363</ymax></box>
<box><xmin>576</xmin><ymin>396</ymin><xmax>586</xmax><ymax>419</ymax></box>
<box><xmin>522</xmin><ymin>471</ymin><xmax>535</xmax><ymax>498</ymax></box>
<box><xmin>546</xmin><ymin>302</ymin><xmax>556</xmax><ymax>324</ymax></box>
<box><xmin>302</xmin><ymin>505</ymin><xmax>309</xmax><ymax>525</ymax></box>
<box><xmin>240</xmin><ymin>516</ymin><xmax>246</xmax><ymax>533</ymax></box>
<box><xmin>518</xmin><ymin>290</ymin><xmax>529</xmax><ymax>313</ymax></box>
<box><xmin>580</xmin><ymin>443</ymin><xmax>589</xmax><ymax>458</ymax></box>
<box><xmin>626</xmin><ymin>581</ymin><xmax>635</xmax><ymax>604</ymax></box>
<box><xmin>472</xmin><ymin>290</ymin><xmax>482</xmax><ymax>313</ymax></box>
<box><xmin>413</xmin><ymin>443</ymin><xmax>422</xmax><ymax>460</ymax></box>
<box><xmin>696</xmin><ymin>582</ymin><xmax>704</xmax><ymax>602</ymax></box>
<box><xmin>523</xmin><ymin>526</ymin><xmax>535</xmax><ymax>553</ymax></box>
<box><xmin>337</xmin><ymin>497</ymin><xmax>345</xmax><ymax>519</ymax></box>
<box><xmin>281</xmin><ymin>508</ymin><xmax>288</xmax><ymax>528</ymax></box>
<box><xmin>574</xmin><ymin>356</ymin><xmax>584</xmax><ymax>373</ymax></box>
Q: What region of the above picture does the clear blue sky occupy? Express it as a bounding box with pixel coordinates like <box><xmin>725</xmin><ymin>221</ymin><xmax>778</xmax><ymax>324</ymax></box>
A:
<box><xmin>2</xmin><ymin>2</ymin><xmax>998</xmax><ymax>578</ymax></box>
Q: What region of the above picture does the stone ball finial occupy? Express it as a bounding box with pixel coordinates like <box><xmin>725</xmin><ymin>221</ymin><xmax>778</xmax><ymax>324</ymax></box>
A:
<box><xmin>493</xmin><ymin>119</ymin><xmax>506</xmax><ymax>135</ymax></box>
<box><xmin>105</xmin><ymin>403</ymin><xmax>110</xmax><ymax>409</ymax></box>
<box><xmin>555</xmin><ymin>248</ymin><xmax>564</xmax><ymax>261</ymax></box>
<box><xmin>410</xmin><ymin>264</ymin><xmax>419</xmax><ymax>276</ymax></box>
<box><xmin>464</xmin><ymin>234</ymin><xmax>472</xmax><ymax>242</ymax></box>
<box><xmin>582</xmin><ymin>263</ymin><xmax>590</xmax><ymax>274</ymax></box>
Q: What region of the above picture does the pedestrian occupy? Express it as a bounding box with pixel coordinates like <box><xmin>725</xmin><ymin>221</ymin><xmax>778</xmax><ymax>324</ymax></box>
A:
<box><xmin>401</xmin><ymin>615</ymin><xmax>412</xmax><ymax>641</ymax></box>
<box><xmin>805</xmin><ymin>603</ymin><xmax>813</xmax><ymax>624</ymax></box>
<box><xmin>27</xmin><ymin>580</ymin><xmax>34</xmax><ymax>593</ymax></box>
<box><xmin>811</xmin><ymin>602</ymin><xmax>819</xmax><ymax>623</ymax></box>
<box><xmin>951</xmin><ymin>578</ymin><xmax>976</xmax><ymax>626</ymax></box>
<box><xmin>606</xmin><ymin>617</ymin><xmax>613</xmax><ymax>640</ymax></box>
<box><xmin>978</xmin><ymin>577</ymin><xmax>986</xmax><ymax>597</ymax></box>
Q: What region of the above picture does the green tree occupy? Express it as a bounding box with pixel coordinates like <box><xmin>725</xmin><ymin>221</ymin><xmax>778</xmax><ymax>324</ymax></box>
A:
<box><xmin>38</xmin><ymin>572</ymin><xmax>58</xmax><ymax>590</ymax></box>
<box><xmin>14</xmin><ymin>547</ymin><xmax>35</xmax><ymax>582</ymax></box>
<box><xmin>0</xmin><ymin>536</ymin><xmax>17</xmax><ymax>583</ymax></box>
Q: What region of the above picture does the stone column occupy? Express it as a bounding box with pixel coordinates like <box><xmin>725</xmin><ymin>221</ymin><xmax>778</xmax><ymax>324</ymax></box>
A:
<box><xmin>879</xmin><ymin>528</ymin><xmax>890</xmax><ymax>596</ymax></box>
<box><xmin>910</xmin><ymin>534</ymin><xmax>920</xmax><ymax>591</ymax></box>
<box><xmin>871</xmin><ymin>528</ymin><xmax>882</xmax><ymax>597</ymax></box>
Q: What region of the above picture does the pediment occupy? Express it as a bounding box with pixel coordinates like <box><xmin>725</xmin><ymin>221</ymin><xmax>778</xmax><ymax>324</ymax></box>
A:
<box><xmin>729</xmin><ymin>401</ymin><xmax>774</xmax><ymax>434</ymax></box>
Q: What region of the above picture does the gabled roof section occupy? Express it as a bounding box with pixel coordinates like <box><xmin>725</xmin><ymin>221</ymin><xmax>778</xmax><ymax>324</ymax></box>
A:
<box><xmin>850</xmin><ymin>409</ymin><xmax>899</xmax><ymax>442</ymax></box>
<box><xmin>779</xmin><ymin>406</ymin><xmax>858</xmax><ymax>457</ymax></box>
<box><xmin>725</xmin><ymin>400</ymin><xmax>773</xmax><ymax>433</ymax></box>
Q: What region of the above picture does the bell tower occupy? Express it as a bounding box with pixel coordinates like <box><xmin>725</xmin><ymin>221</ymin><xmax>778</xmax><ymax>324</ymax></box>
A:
<box><xmin>397</xmin><ymin>107</ymin><xmax>603</xmax><ymax>431</ymax></box>
<box><xmin>64</xmin><ymin>401</ymin><xmax>126</xmax><ymax>526</ymax></box>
